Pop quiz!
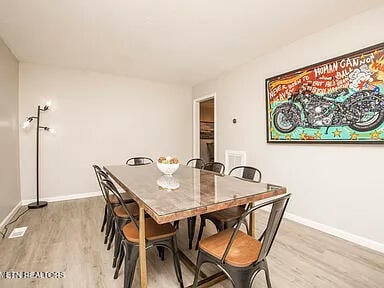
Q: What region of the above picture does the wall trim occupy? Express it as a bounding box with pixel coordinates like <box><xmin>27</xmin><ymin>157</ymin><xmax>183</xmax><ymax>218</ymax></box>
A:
<box><xmin>21</xmin><ymin>191</ymin><xmax>102</xmax><ymax>206</ymax></box>
<box><xmin>283</xmin><ymin>212</ymin><xmax>384</xmax><ymax>254</ymax></box>
<box><xmin>0</xmin><ymin>201</ymin><xmax>23</xmax><ymax>229</ymax></box>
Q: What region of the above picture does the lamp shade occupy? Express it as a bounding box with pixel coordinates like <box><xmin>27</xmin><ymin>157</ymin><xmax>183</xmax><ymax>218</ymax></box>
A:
<box><xmin>22</xmin><ymin>118</ymin><xmax>33</xmax><ymax>129</ymax></box>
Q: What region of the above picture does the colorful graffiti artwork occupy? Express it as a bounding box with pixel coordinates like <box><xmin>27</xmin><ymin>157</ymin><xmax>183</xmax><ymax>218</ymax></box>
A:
<box><xmin>266</xmin><ymin>43</ymin><xmax>384</xmax><ymax>143</ymax></box>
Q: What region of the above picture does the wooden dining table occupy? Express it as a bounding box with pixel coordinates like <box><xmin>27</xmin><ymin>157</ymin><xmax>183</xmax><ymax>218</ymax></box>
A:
<box><xmin>104</xmin><ymin>163</ymin><xmax>287</xmax><ymax>288</ymax></box>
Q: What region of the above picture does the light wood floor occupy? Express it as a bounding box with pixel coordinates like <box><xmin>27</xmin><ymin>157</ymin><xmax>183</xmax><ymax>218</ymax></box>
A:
<box><xmin>0</xmin><ymin>197</ymin><xmax>383</xmax><ymax>288</ymax></box>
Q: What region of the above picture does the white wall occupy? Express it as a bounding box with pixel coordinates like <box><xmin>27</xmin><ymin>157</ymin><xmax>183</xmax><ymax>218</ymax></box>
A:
<box><xmin>193</xmin><ymin>7</ymin><xmax>384</xmax><ymax>246</ymax></box>
<box><xmin>19</xmin><ymin>63</ymin><xmax>192</xmax><ymax>200</ymax></box>
<box><xmin>0</xmin><ymin>37</ymin><xmax>20</xmax><ymax>222</ymax></box>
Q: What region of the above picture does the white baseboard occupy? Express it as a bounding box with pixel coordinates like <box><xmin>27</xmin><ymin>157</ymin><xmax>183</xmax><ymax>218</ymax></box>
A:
<box><xmin>17</xmin><ymin>191</ymin><xmax>384</xmax><ymax>254</ymax></box>
<box><xmin>283</xmin><ymin>212</ymin><xmax>384</xmax><ymax>254</ymax></box>
<box><xmin>21</xmin><ymin>191</ymin><xmax>102</xmax><ymax>206</ymax></box>
<box><xmin>0</xmin><ymin>201</ymin><xmax>23</xmax><ymax>229</ymax></box>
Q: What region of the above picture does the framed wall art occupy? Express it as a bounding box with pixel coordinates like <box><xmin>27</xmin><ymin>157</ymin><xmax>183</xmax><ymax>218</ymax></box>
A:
<box><xmin>266</xmin><ymin>43</ymin><xmax>384</xmax><ymax>143</ymax></box>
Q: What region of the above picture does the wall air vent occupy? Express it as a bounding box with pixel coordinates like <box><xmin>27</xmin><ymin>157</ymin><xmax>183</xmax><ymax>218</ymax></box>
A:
<box><xmin>224</xmin><ymin>150</ymin><xmax>246</xmax><ymax>175</ymax></box>
<box><xmin>8</xmin><ymin>227</ymin><xmax>28</xmax><ymax>238</ymax></box>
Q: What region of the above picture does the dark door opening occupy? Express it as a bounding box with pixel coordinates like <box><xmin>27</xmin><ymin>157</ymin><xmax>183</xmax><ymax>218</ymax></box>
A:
<box><xmin>199</xmin><ymin>99</ymin><xmax>214</xmax><ymax>163</ymax></box>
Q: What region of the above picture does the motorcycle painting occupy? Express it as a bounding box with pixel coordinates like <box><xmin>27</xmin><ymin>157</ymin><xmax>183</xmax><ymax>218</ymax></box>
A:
<box><xmin>266</xmin><ymin>43</ymin><xmax>384</xmax><ymax>143</ymax></box>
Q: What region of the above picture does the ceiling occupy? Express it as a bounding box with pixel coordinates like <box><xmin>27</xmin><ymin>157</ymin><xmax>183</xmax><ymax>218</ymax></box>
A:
<box><xmin>0</xmin><ymin>1</ymin><xmax>381</xmax><ymax>85</ymax></box>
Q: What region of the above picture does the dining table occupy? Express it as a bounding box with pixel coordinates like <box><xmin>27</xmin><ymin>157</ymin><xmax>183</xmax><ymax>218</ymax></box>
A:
<box><xmin>104</xmin><ymin>163</ymin><xmax>287</xmax><ymax>288</ymax></box>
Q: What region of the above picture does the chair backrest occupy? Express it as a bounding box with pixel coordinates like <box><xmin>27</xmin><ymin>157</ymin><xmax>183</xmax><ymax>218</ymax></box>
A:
<box><xmin>220</xmin><ymin>193</ymin><xmax>291</xmax><ymax>265</ymax></box>
<box><xmin>92</xmin><ymin>165</ymin><xmax>109</xmax><ymax>203</ymax></box>
<box><xmin>126</xmin><ymin>157</ymin><xmax>153</xmax><ymax>166</ymax></box>
<box><xmin>101</xmin><ymin>178</ymin><xmax>139</xmax><ymax>229</ymax></box>
<box><xmin>203</xmin><ymin>162</ymin><xmax>225</xmax><ymax>174</ymax></box>
<box><xmin>229</xmin><ymin>166</ymin><xmax>262</xmax><ymax>182</ymax></box>
<box><xmin>186</xmin><ymin>158</ymin><xmax>205</xmax><ymax>169</ymax></box>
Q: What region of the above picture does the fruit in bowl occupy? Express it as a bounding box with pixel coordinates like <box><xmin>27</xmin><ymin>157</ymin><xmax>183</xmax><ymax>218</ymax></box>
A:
<box><xmin>157</xmin><ymin>156</ymin><xmax>180</xmax><ymax>175</ymax></box>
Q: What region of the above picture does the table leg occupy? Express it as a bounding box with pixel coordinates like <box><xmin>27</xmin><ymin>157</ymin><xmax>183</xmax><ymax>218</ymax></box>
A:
<box><xmin>139</xmin><ymin>205</ymin><xmax>147</xmax><ymax>288</ymax></box>
<box><xmin>187</xmin><ymin>216</ymin><xmax>197</xmax><ymax>249</ymax></box>
<box><xmin>249</xmin><ymin>202</ymin><xmax>256</xmax><ymax>237</ymax></box>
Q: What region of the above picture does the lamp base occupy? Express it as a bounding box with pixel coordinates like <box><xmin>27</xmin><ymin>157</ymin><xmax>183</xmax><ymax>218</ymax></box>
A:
<box><xmin>28</xmin><ymin>201</ymin><xmax>48</xmax><ymax>209</ymax></box>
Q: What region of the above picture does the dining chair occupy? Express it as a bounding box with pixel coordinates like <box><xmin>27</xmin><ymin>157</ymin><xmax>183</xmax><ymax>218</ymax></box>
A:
<box><xmin>229</xmin><ymin>166</ymin><xmax>262</xmax><ymax>182</ymax></box>
<box><xmin>190</xmin><ymin>161</ymin><xmax>224</xmax><ymax>251</ymax></box>
<box><xmin>95</xmin><ymin>169</ymin><xmax>140</xmax><ymax>273</ymax></box>
<box><xmin>102</xmin><ymin>179</ymin><xmax>184</xmax><ymax>288</ymax></box>
<box><xmin>177</xmin><ymin>158</ymin><xmax>206</xmax><ymax>249</ymax></box>
<box><xmin>194</xmin><ymin>165</ymin><xmax>259</xmax><ymax>250</ymax></box>
<box><xmin>193</xmin><ymin>194</ymin><xmax>291</xmax><ymax>288</ymax></box>
<box><xmin>92</xmin><ymin>165</ymin><xmax>134</xmax><ymax>245</ymax></box>
<box><xmin>125</xmin><ymin>156</ymin><xmax>166</xmax><ymax>258</ymax></box>
<box><xmin>186</xmin><ymin>158</ymin><xmax>205</xmax><ymax>169</ymax></box>
<box><xmin>203</xmin><ymin>162</ymin><xmax>225</xmax><ymax>174</ymax></box>
<box><xmin>126</xmin><ymin>157</ymin><xmax>153</xmax><ymax>166</ymax></box>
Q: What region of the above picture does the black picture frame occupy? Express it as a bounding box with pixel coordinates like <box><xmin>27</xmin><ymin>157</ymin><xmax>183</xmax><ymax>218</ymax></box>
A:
<box><xmin>265</xmin><ymin>42</ymin><xmax>384</xmax><ymax>144</ymax></box>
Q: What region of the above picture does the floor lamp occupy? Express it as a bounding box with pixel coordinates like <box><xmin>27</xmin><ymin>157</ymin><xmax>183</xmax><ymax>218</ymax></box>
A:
<box><xmin>22</xmin><ymin>102</ymin><xmax>56</xmax><ymax>209</ymax></box>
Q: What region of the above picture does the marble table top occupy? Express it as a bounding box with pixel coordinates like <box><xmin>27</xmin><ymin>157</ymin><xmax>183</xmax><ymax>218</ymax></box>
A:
<box><xmin>104</xmin><ymin>164</ymin><xmax>287</xmax><ymax>224</ymax></box>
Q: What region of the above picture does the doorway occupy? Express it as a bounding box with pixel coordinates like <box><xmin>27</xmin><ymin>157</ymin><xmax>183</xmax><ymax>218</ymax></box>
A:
<box><xmin>193</xmin><ymin>94</ymin><xmax>216</xmax><ymax>163</ymax></box>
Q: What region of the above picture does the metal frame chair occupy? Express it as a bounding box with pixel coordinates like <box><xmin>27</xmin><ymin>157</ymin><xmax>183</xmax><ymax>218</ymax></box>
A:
<box><xmin>95</xmin><ymin>169</ymin><xmax>140</xmax><ymax>273</ymax></box>
<box><xmin>195</xmin><ymin>166</ymin><xmax>261</xmax><ymax>249</ymax></box>
<box><xmin>228</xmin><ymin>166</ymin><xmax>262</xmax><ymax>182</ymax></box>
<box><xmin>186</xmin><ymin>158</ymin><xmax>205</xmax><ymax>169</ymax></box>
<box><xmin>93</xmin><ymin>165</ymin><xmax>134</xmax><ymax>246</ymax></box>
<box><xmin>126</xmin><ymin>157</ymin><xmax>167</xmax><ymax>258</ymax></box>
<box><xmin>176</xmin><ymin>158</ymin><xmax>206</xmax><ymax>249</ymax></box>
<box><xmin>193</xmin><ymin>194</ymin><xmax>291</xmax><ymax>288</ymax></box>
<box><xmin>126</xmin><ymin>157</ymin><xmax>153</xmax><ymax>166</ymax></box>
<box><xmin>102</xmin><ymin>179</ymin><xmax>184</xmax><ymax>288</ymax></box>
<box><xmin>203</xmin><ymin>162</ymin><xmax>225</xmax><ymax>174</ymax></box>
<box><xmin>93</xmin><ymin>165</ymin><xmax>110</xmax><ymax>235</ymax></box>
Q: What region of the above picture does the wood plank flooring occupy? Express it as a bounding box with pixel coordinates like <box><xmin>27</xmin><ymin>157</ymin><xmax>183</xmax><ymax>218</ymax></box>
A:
<box><xmin>0</xmin><ymin>197</ymin><xmax>383</xmax><ymax>288</ymax></box>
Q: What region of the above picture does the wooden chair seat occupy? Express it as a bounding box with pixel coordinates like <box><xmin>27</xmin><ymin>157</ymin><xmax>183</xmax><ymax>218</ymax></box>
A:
<box><xmin>109</xmin><ymin>193</ymin><xmax>132</xmax><ymax>204</ymax></box>
<box><xmin>205</xmin><ymin>206</ymin><xmax>246</xmax><ymax>222</ymax></box>
<box><xmin>199</xmin><ymin>228</ymin><xmax>261</xmax><ymax>267</ymax></box>
<box><xmin>113</xmin><ymin>203</ymin><xmax>139</xmax><ymax>218</ymax></box>
<box><xmin>122</xmin><ymin>218</ymin><xmax>176</xmax><ymax>243</ymax></box>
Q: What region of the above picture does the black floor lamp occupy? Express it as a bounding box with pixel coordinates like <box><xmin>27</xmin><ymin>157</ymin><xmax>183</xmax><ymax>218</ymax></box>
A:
<box><xmin>22</xmin><ymin>102</ymin><xmax>56</xmax><ymax>209</ymax></box>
